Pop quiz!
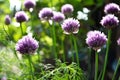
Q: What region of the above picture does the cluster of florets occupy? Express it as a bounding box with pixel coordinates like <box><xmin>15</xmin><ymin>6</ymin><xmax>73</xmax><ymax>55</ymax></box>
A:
<box><xmin>24</xmin><ymin>0</ymin><xmax>36</xmax><ymax>10</ymax></box>
<box><xmin>61</xmin><ymin>18</ymin><xmax>80</xmax><ymax>34</ymax></box>
<box><xmin>61</xmin><ymin>4</ymin><xmax>74</xmax><ymax>15</ymax></box>
<box><xmin>104</xmin><ymin>3</ymin><xmax>120</xmax><ymax>14</ymax></box>
<box><xmin>15</xmin><ymin>11</ymin><xmax>29</xmax><ymax>23</ymax></box>
<box><xmin>86</xmin><ymin>30</ymin><xmax>107</xmax><ymax>51</ymax></box>
<box><xmin>15</xmin><ymin>35</ymin><xmax>39</xmax><ymax>54</ymax></box>
<box><xmin>100</xmin><ymin>14</ymin><xmax>119</xmax><ymax>29</ymax></box>
<box><xmin>53</xmin><ymin>12</ymin><xmax>65</xmax><ymax>23</ymax></box>
<box><xmin>38</xmin><ymin>7</ymin><xmax>54</xmax><ymax>20</ymax></box>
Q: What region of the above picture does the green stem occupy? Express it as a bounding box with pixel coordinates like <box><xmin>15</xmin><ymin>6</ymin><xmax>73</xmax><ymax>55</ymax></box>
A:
<box><xmin>58</xmin><ymin>23</ymin><xmax>65</xmax><ymax>62</ymax></box>
<box><xmin>8</xmin><ymin>25</ymin><xmax>14</xmax><ymax>40</ymax></box>
<box><xmin>48</xmin><ymin>22</ymin><xmax>53</xmax><ymax>57</ymax></box>
<box><xmin>70</xmin><ymin>35</ymin><xmax>74</xmax><ymax>62</ymax></box>
<box><xmin>13</xmin><ymin>48</ymin><xmax>19</xmax><ymax>60</ymax></box>
<box><xmin>27</xmin><ymin>55</ymin><xmax>34</xmax><ymax>80</ymax></box>
<box><xmin>37</xmin><ymin>49</ymin><xmax>40</xmax><ymax>61</ymax></box>
<box><xmin>112</xmin><ymin>58</ymin><xmax>120</xmax><ymax>80</ymax></box>
<box><xmin>88</xmin><ymin>48</ymin><xmax>91</xmax><ymax>79</ymax></box>
<box><xmin>95</xmin><ymin>51</ymin><xmax>99</xmax><ymax>80</ymax></box>
<box><xmin>98</xmin><ymin>69</ymin><xmax>103</xmax><ymax>80</ymax></box>
<box><xmin>52</xmin><ymin>22</ymin><xmax>57</xmax><ymax>59</ymax></box>
<box><xmin>30</xmin><ymin>11</ymin><xmax>33</xmax><ymax>27</ymax></box>
<box><xmin>72</xmin><ymin>34</ymin><xmax>80</xmax><ymax>66</ymax></box>
<box><xmin>62</xmin><ymin>39</ymin><xmax>65</xmax><ymax>62</ymax></box>
<box><xmin>20</xmin><ymin>23</ymin><xmax>23</xmax><ymax>36</ymax></box>
<box><xmin>3</xmin><ymin>25</ymin><xmax>11</xmax><ymax>40</ymax></box>
<box><xmin>101</xmin><ymin>29</ymin><xmax>112</xmax><ymax>80</ymax></box>
<box><xmin>7</xmin><ymin>25</ymin><xmax>11</xmax><ymax>38</ymax></box>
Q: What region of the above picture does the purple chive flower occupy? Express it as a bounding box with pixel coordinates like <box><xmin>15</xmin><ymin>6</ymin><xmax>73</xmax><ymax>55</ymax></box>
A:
<box><xmin>86</xmin><ymin>30</ymin><xmax>107</xmax><ymax>51</ymax></box>
<box><xmin>117</xmin><ymin>38</ymin><xmax>120</xmax><ymax>45</ymax></box>
<box><xmin>61</xmin><ymin>18</ymin><xmax>80</xmax><ymax>34</ymax></box>
<box><xmin>38</xmin><ymin>7</ymin><xmax>53</xmax><ymax>20</ymax></box>
<box><xmin>61</xmin><ymin>4</ymin><xmax>74</xmax><ymax>15</ymax></box>
<box><xmin>24</xmin><ymin>0</ymin><xmax>36</xmax><ymax>10</ymax></box>
<box><xmin>104</xmin><ymin>3</ymin><xmax>120</xmax><ymax>14</ymax></box>
<box><xmin>15</xmin><ymin>11</ymin><xmax>28</xmax><ymax>23</ymax></box>
<box><xmin>53</xmin><ymin>12</ymin><xmax>65</xmax><ymax>23</ymax></box>
<box><xmin>100</xmin><ymin>14</ymin><xmax>119</xmax><ymax>29</ymax></box>
<box><xmin>5</xmin><ymin>15</ymin><xmax>11</xmax><ymax>25</ymax></box>
<box><xmin>15</xmin><ymin>35</ymin><xmax>39</xmax><ymax>54</ymax></box>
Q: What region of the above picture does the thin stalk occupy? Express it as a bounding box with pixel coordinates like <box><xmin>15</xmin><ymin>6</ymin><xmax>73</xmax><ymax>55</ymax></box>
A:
<box><xmin>20</xmin><ymin>23</ymin><xmax>23</xmax><ymax>36</ymax></box>
<box><xmin>48</xmin><ymin>22</ymin><xmax>54</xmax><ymax>57</ymax></box>
<box><xmin>27</xmin><ymin>55</ymin><xmax>34</xmax><ymax>80</ymax></box>
<box><xmin>3</xmin><ymin>25</ymin><xmax>11</xmax><ymax>40</ymax></box>
<box><xmin>101</xmin><ymin>29</ymin><xmax>112</xmax><ymax>80</ymax></box>
<box><xmin>61</xmin><ymin>39</ymin><xmax>65</xmax><ymax>62</ymax></box>
<box><xmin>88</xmin><ymin>48</ymin><xmax>92</xmax><ymax>79</ymax></box>
<box><xmin>7</xmin><ymin>25</ymin><xmax>11</xmax><ymax>38</ymax></box>
<box><xmin>70</xmin><ymin>35</ymin><xmax>74</xmax><ymax>62</ymax></box>
<box><xmin>98</xmin><ymin>69</ymin><xmax>103</xmax><ymax>80</ymax></box>
<box><xmin>95</xmin><ymin>51</ymin><xmax>99</xmax><ymax>80</ymax></box>
<box><xmin>13</xmin><ymin>48</ymin><xmax>19</xmax><ymax>60</ymax></box>
<box><xmin>51</xmin><ymin>22</ymin><xmax>57</xmax><ymax>59</ymax></box>
<box><xmin>72</xmin><ymin>34</ymin><xmax>80</xmax><ymax>66</ymax></box>
<box><xmin>37</xmin><ymin>49</ymin><xmax>40</xmax><ymax>61</ymax></box>
<box><xmin>112</xmin><ymin>58</ymin><xmax>120</xmax><ymax>80</ymax></box>
<box><xmin>30</xmin><ymin>11</ymin><xmax>33</xmax><ymax>27</ymax></box>
<box><xmin>8</xmin><ymin>25</ymin><xmax>14</xmax><ymax>40</ymax></box>
<box><xmin>58</xmin><ymin>23</ymin><xmax>65</xmax><ymax>62</ymax></box>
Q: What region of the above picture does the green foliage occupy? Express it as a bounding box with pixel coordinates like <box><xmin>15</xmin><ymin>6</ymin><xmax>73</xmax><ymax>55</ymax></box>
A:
<box><xmin>39</xmin><ymin>60</ymin><xmax>86</xmax><ymax>80</ymax></box>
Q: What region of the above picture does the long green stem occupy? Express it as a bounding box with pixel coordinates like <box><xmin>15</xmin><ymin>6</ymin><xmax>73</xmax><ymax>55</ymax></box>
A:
<box><xmin>37</xmin><ymin>49</ymin><xmax>40</xmax><ymax>61</ymax></box>
<box><xmin>3</xmin><ymin>25</ymin><xmax>11</xmax><ymax>40</ymax></box>
<box><xmin>20</xmin><ymin>23</ymin><xmax>23</xmax><ymax>36</ymax></box>
<box><xmin>27</xmin><ymin>55</ymin><xmax>34</xmax><ymax>80</ymax></box>
<box><xmin>112</xmin><ymin>58</ymin><xmax>120</xmax><ymax>80</ymax></box>
<box><xmin>98</xmin><ymin>70</ymin><xmax>103</xmax><ymax>80</ymax></box>
<box><xmin>30</xmin><ymin>11</ymin><xmax>33</xmax><ymax>27</ymax></box>
<box><xmin>101</xmin><ymin>29</ymin><xmax>112</xmax><ymax>80</ymax></box>
<box><xmin>72</xmin><ymin>34</ymin><xmax>80</xmax><ymax>66</ymax></box>
<box><xmin>48</xmin><ymin>22</ymin><xmax>54</xmax><ymax>58</ymax></box>
<box><xmin>88</xmin><ymin>48</ymin><xmax>91</xmax><ymax>79</ymax></box>
<box><xmin>95</xmin><ymin>51</ymin><xmax>99</xmax><ymax>80</ymax></box>
<box><xmin>70</xmin><ymin>35</ymin><xmax>74</xmax><ymax>62</ymax></box>
<box><xmin>7</xmin><ymin>25</ymin><xmax>12</xmax><ymax>39</ymax></box>
<box><xmin>58</xmin><ymin>23</ymin><xmax>65</xmax><ymax>62</ymax></box>
<box><xmin>52</xmin><ymin>22</ymin><xmax>57</xmax><ymax>59</ymax></box>
<box><xmin>13</xmin><ymin>48</ymin><xmax>19</xmax><ymax>60</ymax></box>
<box><xmin>61</xmin><ymin>39</ymin><xmax>65</xmax><ymax>62</ymax></box>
